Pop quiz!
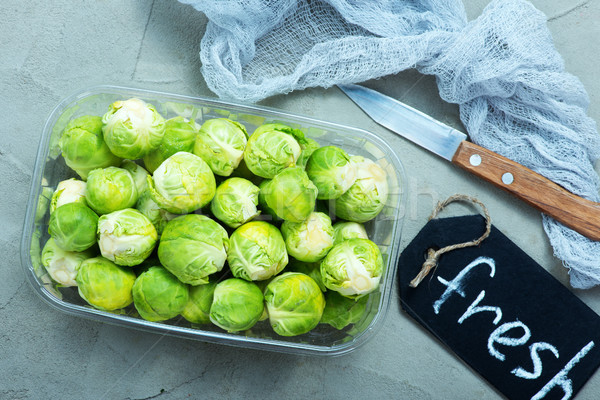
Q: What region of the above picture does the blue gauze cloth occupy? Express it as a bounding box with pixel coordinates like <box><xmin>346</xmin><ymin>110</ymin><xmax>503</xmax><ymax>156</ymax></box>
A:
<box><xmin>178</xmin><ymin>0</ymin><xmax>600</xmax><ymax>289</ymax></box>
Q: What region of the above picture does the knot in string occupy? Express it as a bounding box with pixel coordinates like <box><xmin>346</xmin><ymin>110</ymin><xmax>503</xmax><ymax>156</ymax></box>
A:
<box><xmin>409</xmin><ymin>194</ymin><xmax>492</xmax><ymax>288</ymax></box>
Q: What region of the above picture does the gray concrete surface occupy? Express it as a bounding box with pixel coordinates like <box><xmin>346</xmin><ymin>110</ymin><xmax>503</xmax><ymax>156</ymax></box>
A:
<box><xmin>2</xmin><ymin>0</ymin><xmax>599</xmax><ymax>399</ymax></box>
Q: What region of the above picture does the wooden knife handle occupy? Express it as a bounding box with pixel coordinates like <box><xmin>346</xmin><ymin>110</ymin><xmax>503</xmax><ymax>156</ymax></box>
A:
<box><xmin>452</xmin><ymin>140</ymin><xmax>600</xmax><ymax>242</ymax></box>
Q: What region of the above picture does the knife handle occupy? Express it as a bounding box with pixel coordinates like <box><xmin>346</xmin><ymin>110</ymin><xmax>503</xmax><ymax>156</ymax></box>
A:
<box><xmin>452</xmin><ymin>140</ymin><xmax>600</xmax><ymax>242</ymax></box>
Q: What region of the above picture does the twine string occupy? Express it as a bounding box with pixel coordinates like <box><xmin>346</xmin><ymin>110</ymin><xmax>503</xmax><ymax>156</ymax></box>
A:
<box><xmin>409</xmin><ymin>194</ymin><xmax>492</xmax><ymax>288</ymax></box>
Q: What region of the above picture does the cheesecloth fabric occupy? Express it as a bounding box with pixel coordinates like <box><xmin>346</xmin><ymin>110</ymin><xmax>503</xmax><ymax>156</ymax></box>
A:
<box><xmin>177</xmin><ymin>0</ymin><xmax>600</xmax><ymax>289</ymax></box>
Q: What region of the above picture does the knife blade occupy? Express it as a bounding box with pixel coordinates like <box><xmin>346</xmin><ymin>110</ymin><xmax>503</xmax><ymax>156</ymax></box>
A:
<box><xmin>338</xmin><ymin>83</ymin><xmax>600</xmax><ymax>242</ymax></box>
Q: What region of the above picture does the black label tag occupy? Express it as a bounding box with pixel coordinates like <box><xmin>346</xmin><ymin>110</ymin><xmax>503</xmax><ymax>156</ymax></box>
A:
<box><xmin>398</xmin><ymin>215</ymin><xmax>600</xmax><ymax>400</ymax></box>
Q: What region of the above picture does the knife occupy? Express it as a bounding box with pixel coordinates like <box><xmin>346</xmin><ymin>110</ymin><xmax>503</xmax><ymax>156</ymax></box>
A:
<box><xmin>338</xmin><ymin>83</ymin><xmax>600</xmax><ymax>242</ymax></box>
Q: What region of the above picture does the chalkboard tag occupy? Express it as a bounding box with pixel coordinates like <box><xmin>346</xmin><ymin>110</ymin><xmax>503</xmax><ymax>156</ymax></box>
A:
<box><xmin>398</xmin><ymin>214</ymin><xmax>600</xmax><ymax>400</ymax></box>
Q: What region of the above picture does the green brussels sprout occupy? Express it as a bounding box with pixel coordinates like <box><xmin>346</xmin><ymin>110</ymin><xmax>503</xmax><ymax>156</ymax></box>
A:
<box><xmin>228</xmin><ymin>221</ymin><xmax>288</xmax><ymax>281</ymax></box>
<box><xmin>258</xmin><ymin>308</ymin><xmax>269</xmax><ymax>322</ymax></box>
<box><xmin>163</xmin><ymin>101</ymin><xmax>202</xmax><ymax>120</ymax></box>
<box><xmin>41</xmin><ymin>237</ymin><xmax>95</xmax><ymax>287</ymax></box>
<box><xmin>296</xmin><ymin>137</ymin><xmax>320</xmax><ymax>169</ymax></box>
<box><xmin>120</xmin><ymin>159</ymin><xmax>149</xmax><ymax>194</ymax></box>
<box><xmin>85</xmin><ymin>166</ymin><xmax>138</xmax><ymax>215</ymax></box>
<box><xmin>334</xmin><ymin>156</ymin><xmax>389</xmax><ymax>223</ymax></box>
<box><xmin>257</xmin><ymin>180</ymin><xmax>282</xmax><ymax>223</ymax></box>
<box><xmin>243</xmin><ymin>123</ymin><xmax>303</xmax><ymax>178</ymax></box>
<box><xmin>135</xmin><ymin>189</ymin><xmax>177</xmax><ymax>235</ymax></box>
<box><xmin>287</xmin><ymin>258</ymin><xmax>326</xmax><ymax>292</ymax></box>
<box><xmin>97</xmin><ymin>208</ymin><xmax>158</xmax><ymax>266</ymax></box>
<box><xmin>281</xmin><ymin>212</ymin><xmax>334</xmax><ymax>262</ymax></box>
<box><xmin>143</xmin><ymin>116</ymin><xmax>198</xmax><ymax>173</ymax></box>
<box><xmin>320</xmin><ymin>290</ymin><xmax>369</xmax><ymax>330</ymax></box>
<box><xmin>146</xmin><ymin>151</ymin><xmax>216</xmax><ymax>214</ymax></box>
<box><xmin>210</xmin><ymin>177</ymin><xmax>260</xmax><ymax>228</ymax></box>
<box><xmin>48</xmin><ymin>202</ymin><xmax>99</xmax><ymax>252</ymax></box>
<box><xmin>209</xmin><ymin>278</ymin><xmax>264</xmax><ymax>332</ymax></box>
<box><xmin>58</xmin><ymin>115</ymin><xmax>122</xmax><ymax>180</ymax></box>
<box><xmin>132</xmin><ymin>265</ymin><xmax>190</xmax><ymax>322</ymax></box>
<box><xmin>76</xmin><ymin>256</ymin><xmax>137</xmax><ymax>311</ymax></box>
<box><xmin>181</xmin><ymin>279</ymin><xmax>218</xmax><ymax>325</ymax></box>
<box><xmin>193</xmin><ymin>118</ymin><xmax>248</xmax><ymax>176</ymax></box>
<box><xmin>264</xmin><ymin>272</ymin><xmax>325</xmax><ymax>336</ymax></box>
<box><xmin>332</xmin><ymin>221</ymin><xmax>369</xmax><ymax>245</ymax></box>
<box><xmin>158</xmin><ymin>214</ymin><xmax>229</xmax><ymax>285</ymax></box>
<box><xmin>306</xmin><ymin>146</ymin><xmax>356</xmax><ymax>200</ymax></box>
<box><xmin>50</xmin><ymin>178</ymin><xmax>87</xmax><ymax>214</ymax></box>
<box><xmin>36</xmin><ymin>186</ymin><xmax>54</xmax><ymax>224</ymax></box>
<box><xmin>259</xmin><ymin>166</ymin><xmax>318</xmax><ymax>223</ymax></box>
<box><xmin>101</xmin><ymin>98</ymin><xmax>166</xmax><ymax>159</ymax></box>
<box><xmin>320</xmin><ymin>238</ymin><xmax>383</xmax><ymax>298</ymax></box>
<box><xmin>30</xmin><ymin>229</ymin><xmax>44</xmax><ymax>275</ymax></box>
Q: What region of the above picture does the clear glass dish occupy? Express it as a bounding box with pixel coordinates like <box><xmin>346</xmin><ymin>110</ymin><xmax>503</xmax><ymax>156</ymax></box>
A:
<box><xmin>20</xmin><ymin>85</ymin><xmax>406</xmax><ymax>356</ymax></box>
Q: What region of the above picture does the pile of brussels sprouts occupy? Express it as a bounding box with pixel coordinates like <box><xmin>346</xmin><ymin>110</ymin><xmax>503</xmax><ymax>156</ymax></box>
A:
<box><xmin>40</xmin><ymin>98</ymin><xmax>390</xmax><ymax>337</ymax></box>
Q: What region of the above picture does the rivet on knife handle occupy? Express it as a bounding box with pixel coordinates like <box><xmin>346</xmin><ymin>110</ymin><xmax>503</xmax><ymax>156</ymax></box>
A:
<box><xmin>453</xmin><ymin>141</ymin><xmax>600</xmax><ymax>241</ymax></box>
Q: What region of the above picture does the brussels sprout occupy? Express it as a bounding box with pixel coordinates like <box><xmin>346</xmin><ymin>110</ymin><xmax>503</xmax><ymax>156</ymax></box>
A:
<box><xmin>135</xmin><ymin>189</ymin><xmax>177</xmax><ymax>235</ymax></box>
<box><xmin>296</xmin><ymin>137</ymin><xmax>320</xmax><ymax>169</ymax></box>
<box><xmin>36</xmin><ymin>186</ymin><xmax>54</xmax><ymax>224</ymax></box>
<box><xmin>193</xmin><ymin>118</ymin><xmax>248</xmax><ymax>176</ymax></box>
<box><xmin>158</xmin><ymin>214</ymin><xmax>229</xmax><ymax>285</ymax></box>
<box><xmin>146</xmin><ymin>151</ymin><xmax>216</xmax><ymax>214</ymax></box>
<box><xmin>132</xmin><ymin>265</ymin><xmax>190</xmax><ymax>322</ymax></box>
<box><xmin>257</xmin><ymin>180</ymin><xmax>282</xmax><ymax>223</ymax></box>
<box><xmin>243</xmin><ymin>123</ymin><xmax>303</xmax><ymax>178</ymax></box>
<box><xmin>163</xmin><ymin>101</ymin><xmax>202</xmax><ymax>120</ymax></box>
<box><xmin>228</xmin><ymin>221</ymin><xmax>288</xmax><ymax>281</ymax></box>
<box><xmin>264</xmin><ymin>272</ymin><xmax>325</xmax><ymax>336</ymax></box>
<box><xmin>210</xmin><ymin>178</ymin><xmax>260</xmax><ymax>228</ymax></box>
<box><xmin>334</xmin><ymin>156</ymin><xmax>389</xmax><ymax>223</ymax></box>
<box><xmin>76</xmin><ymin>256</ymin><xmax>136</xmax><ymax>311</ymax></box>
<box><xmin>50</xmin><ymin>178</ymin><xmax>87</xmax><ymax>214</ymax></box>
<box><xmin>320</xmin><ymin>290</ymin><xmax>368</xmax><ymax>330</ymax></box>
<box><xmin>48</xmin><ymin>202</ymin><xmax>99</xmax><ymax>252</ymax></box>
<box><xmin>58</xmin><ymin>115</ymin><xmax>122</xmax><ymax>180</ymax></box>
<box><xmin>258</xmin><ymin>307</ymin><xmax>269</xmax><ymax>322</ymax></box>
<box><xmin>97</xmin><ymin>208</ymin><xmax>158</xmax><ymax>267</ymax></box>
<box><xmin>209</xmin><ymin>278</ymin><xmax>264</xmax><ymax>332</ymax></box>
<box><xmin>143</xmin><ymin>116</ymin><xmax>198</xmax><ymax>173</ymax></box>
<box><xmin>320</xmin><ymin>238</ymin><xmax>383</xmax><ymax>298</ymax></box>
<box><xmin>30</xmin><ymin>229</ymin><xmax>44</xmax><ymax>276</ymax></box>
<box><xmin>101</xmin><ymin>98</ymin><xmax>166</xmax><ymax>159</ymax></box>
<box><xmin>306</xmin><ymin>146</ymin><xmax>356</xmax><ymax>200</ymax></box>
<box><xmin>41</xmin><ymin>237</ymin><xmax>95</xmax><ymax>287</ymax></box>
<box><xmin>281</xmin><ymin>212</ymin><xmax>334</xmax><ymax>262</ymax></box>
<box><xmin>120</xmin><ymin>159</ymin><xmax>149</xmax><ymax>194</ymax></box>
<box><xmin>259</xmin><ymin>167</ymin><xmax>318</xmax><ymax>223</ymax></box>
<box><xmin>85</xmin><ymin>166</ymin><xmax>138</xmax><ymax>215</ymax></box>
<box><xmin>332</xmin><ymin>221</ymin><xmax>369</xmax><ymax>245</ymax></box>
<box><xmin>287</xmin><ymin>258</ymin><xmax>326</xmax><ymax>292</ymax></box>
<box><xmin>181</xmin><ymin>279</ymin><xmax>218</xmax><ymax>325</ymax></box>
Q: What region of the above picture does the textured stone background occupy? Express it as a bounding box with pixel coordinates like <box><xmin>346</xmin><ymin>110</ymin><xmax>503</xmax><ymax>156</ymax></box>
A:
<box><xmin>2</xmin><ymin>1</ymin><xmax>599</xmax><ymax>399</ymax></box>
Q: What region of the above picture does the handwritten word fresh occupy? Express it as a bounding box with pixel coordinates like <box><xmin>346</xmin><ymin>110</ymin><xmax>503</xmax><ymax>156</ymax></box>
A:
<box><xmin>434</xmin><ymin>256</ymin><xmax>594</xmax><ymax>400</ymax></box>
